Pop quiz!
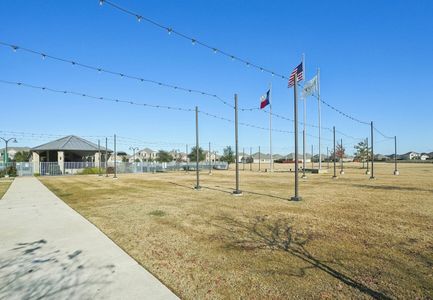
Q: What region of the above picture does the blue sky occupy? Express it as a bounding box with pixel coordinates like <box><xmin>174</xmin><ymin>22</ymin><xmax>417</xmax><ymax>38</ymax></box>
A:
<box><xmin>1</xmin><ymin>0</ymin><xmax>432</xmax><ymax>155</ymax></box>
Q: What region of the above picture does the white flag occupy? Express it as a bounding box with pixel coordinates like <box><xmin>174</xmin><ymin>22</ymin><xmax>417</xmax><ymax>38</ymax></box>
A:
<box><xmin>302</xmin><ymin>75</ymin><xmax>318</xmax><ymax>98</ymax></box>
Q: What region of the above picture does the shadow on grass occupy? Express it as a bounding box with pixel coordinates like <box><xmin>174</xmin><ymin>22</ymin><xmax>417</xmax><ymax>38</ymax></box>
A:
<box><xmin>0</xmin><ymin>239</ymin><xmax>115</xmax><ymax>299</ymax></box>
<box><xmin>213</xmin><ymin>215</ymin><xmax>391</xmax><ymax>300</ymax></box>
<box><xmin>351</xmin><ymin>184</ymin><xmax>433</xmax><ymax>194</ymax></box>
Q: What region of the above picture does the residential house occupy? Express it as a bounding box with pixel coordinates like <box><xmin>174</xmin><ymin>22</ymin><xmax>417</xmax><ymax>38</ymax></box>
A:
<box><xmin>401</xmin><ymin>152</ymin><xmax>420</xmax><ymax>160</ymax></box>
<box><xmin>0</xmin><ymin>146</ymin><xmax>31</xmax><ymax>161</ymax></box>
<box><xmin>420</xmin><ymin>153</ymin><xmax>430</xmax><ymax>161</ymax></box>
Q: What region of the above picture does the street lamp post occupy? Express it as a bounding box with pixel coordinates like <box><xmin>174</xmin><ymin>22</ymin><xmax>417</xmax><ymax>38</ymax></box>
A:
<box><xmin>129</xmin><ymin>146</ymin><xmax>139</xmax><ymax>173</ymax></box>
<box><xmin>1</xmin><ymin>137</ymin><xmax>17</xmax><ymax>177</ymax></box>
<box><xmin>0</xmin><ymin>137</ymin><xmax>18</xmax><ymax>164</ymax></box>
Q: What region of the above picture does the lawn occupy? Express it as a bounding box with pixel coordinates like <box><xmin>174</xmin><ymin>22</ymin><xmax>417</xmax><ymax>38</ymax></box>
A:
<box><xmin>0</xmin><ymin>179</ymin><xmax>13</xmax><ymax>199</ymax></box>
<box><xmin>40</xmin><ymin>163</ymin><xmax>433</xmax><ymax>299</ymax></box>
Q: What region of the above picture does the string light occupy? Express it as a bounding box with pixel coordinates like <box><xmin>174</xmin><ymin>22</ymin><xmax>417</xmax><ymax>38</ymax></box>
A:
<box><xmin>0</xmin><ymin>79</ymin><xmax>295</xmax><ymax>134</ymax></box>
<box><xmin>0</xmin><ymin>41</ymin><xmax>234</xmax><ymax>108</ymax></box>
<box><xmin>100</xmin><ymin>0</ymin><xmax>289</xmax><ymax>79</ymax></box>
<box><xmin>136</xmin><ymin>15</ymin><xmax>142</xmax><ymax>22</ymax></box>
<box><xmin>191</xmin><ymin>39</ymin><xmax>196</xmax><ymax>45</ymax></box>
<box><xmin>99</xmin><ymin>0</ymin><xmax>104</xmax><ymax>6</ymax></box>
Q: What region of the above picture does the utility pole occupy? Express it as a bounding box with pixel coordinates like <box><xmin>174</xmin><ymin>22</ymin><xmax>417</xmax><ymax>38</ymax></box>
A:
<box><xmin>340</xmin><ymin>138</ymin><xmax>344</xmax><ymax>175</ymax></box>
<box><xmin>269</xmin><ymin>83</ymin><xmax>273</xmax><ymax>172</ymax></box>
<box><xmin>333</xmin><ymin>126</ymin><xmax>337</xmax><ymax>179</ymax></box>
<box><xmin>394</xmin><ymin>136</ymin><xmax>399</xmax><ymax>175</ymax></box>
<box><xmin>233</xmin><ymin>94</ymin><xmax>242</xmax><ymax>195</ymax></box>
<box><xmin>370</xmin><ymin>121</ymin><xmax>375</xmax><ymax>179</ymax></box>
<box><xmin>113</xmin><ymin>134</ymin><xmax>117</xmax><ymax>179</ymax></box>
<box><xmin>291</xmin><ymin>74</ymin><xmax>301</xmax><ymax>201</ymax></box>
<box><xmin>195</xmin><ymin>106</ymin><xmax>200</xmax><ymax>190</ymax></box>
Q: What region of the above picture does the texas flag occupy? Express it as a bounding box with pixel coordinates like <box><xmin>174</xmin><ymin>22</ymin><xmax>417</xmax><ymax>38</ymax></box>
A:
<box><xmin>260</xmin><ymin>89</ymin><xmax>270</xmax><ymax>109</ymax></box>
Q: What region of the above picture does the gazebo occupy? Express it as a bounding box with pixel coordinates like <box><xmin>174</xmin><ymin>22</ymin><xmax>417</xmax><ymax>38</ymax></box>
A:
<box><xmin>31</xmin><ymin>135</ymin><xmax>111</xmax><ymax>174</ymax></box>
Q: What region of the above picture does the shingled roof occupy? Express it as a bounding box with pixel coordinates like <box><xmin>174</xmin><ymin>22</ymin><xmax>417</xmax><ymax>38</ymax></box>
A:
<box><xmin>32</xmin><ymin>135</ymin><xmax>111</xmax><ymax>152</ymax></box>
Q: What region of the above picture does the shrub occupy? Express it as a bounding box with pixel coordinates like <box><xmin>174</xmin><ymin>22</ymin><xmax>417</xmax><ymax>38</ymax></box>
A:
<box><xmin>106</xmin><ymin>166</ymin><xmax>115</xmax><ymax>174</ymax></box>
<box><xmin>0</xmin><ymin>166</ymin><xmax>17</xmax><ymax>177</ymax></box>
<box><xmin>79</xmin><ymin>167</ymin><xmax>101</xmax><ymax>175</ymax></box>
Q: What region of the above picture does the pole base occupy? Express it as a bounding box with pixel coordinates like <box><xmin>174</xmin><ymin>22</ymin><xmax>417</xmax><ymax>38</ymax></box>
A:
<box><xmin>340</xmin><ymin>170</ymin><xmax>345</xmax><ymax>175</ymax></box>
<box><xmin>194</xmin><ymin>185</ymin><xmax>201</xmax><ymax>190</ymax></box>
<box><xmin>301</xmin><ymin>174</ymin><xmax>307</xmax><ymax>179</ymax></box>
<box><xmin>113</xmin><ymin>176</ymin><xmax>118</xmax><ymax>180</ymax></box>
<box><xmin>393</xmin><ymin>170</ymin><xmax>399</xmax><ymax>175</ymax></box>
<box><xmin>365</xmin><ymin>170</ymin><xmax>371</xmax><ymax>175</ymax></box>
<box><xmin>232</xmin><ymin>190</ymin><xmax>243</xmax><ymax>196</ymax></box>
<box><xmin>369</xmin><ymin>176</ymin><xmax>375</xmax><ymax>180</ymax></box>
<box><xmin>332</xmin><ymin>176</ymin><xmax>338</xmax><ymax>179</ymax></box>
<box><xmin>290</xmin><ymin>196</ymin><xmax>302</xmax><ymax>201</ymax></box>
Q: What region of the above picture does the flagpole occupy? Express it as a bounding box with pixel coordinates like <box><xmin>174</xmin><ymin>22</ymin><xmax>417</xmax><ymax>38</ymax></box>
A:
<box><xmin>302</xmin><ymin>53</ymin><xmax>307</xmax><ymax>178</ymax></box>
<box><xmin>269</xmin><ymin>83</ymin><xmax>273</xmax><ymax>172</ymax></box>
<box><xmin>317</xmin><ymin>68</ymin><xmax>322</xmax><ymax>170</ymax></box>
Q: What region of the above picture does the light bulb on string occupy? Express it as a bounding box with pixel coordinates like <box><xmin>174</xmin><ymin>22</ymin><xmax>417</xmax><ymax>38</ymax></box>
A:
<box><xmin>99</xmin><ymin>0</ymin><xmax>104</xmax><ymax>6</ymax></box>
<box><xmin>213</xmin><ymin>48</ymin><xmax>217</xmax><ymax>54</ymax></box>
<box><xmin>191</xmin><ymin>39</ymin><xmax>196</xmax><ymax>45</ymax></box>
<box><xmin>167</xmin><ymin>28</ymin><xmax>172</xmax><ymax>35</ymax></box>
<box><xmin>136</xmin><ymin>15</ymin><xmax>142</xmax><ymax>22</ymax></box>
<box><xmin>41</xmin><ymin>54</ymin><xmax>46</xmax><ymax>60</ymax></box>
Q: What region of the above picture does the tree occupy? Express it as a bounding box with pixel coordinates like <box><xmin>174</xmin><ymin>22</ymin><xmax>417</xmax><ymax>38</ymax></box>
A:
<box><xmin>122</xmin><ymin>156</ymin><xmax>128</xmax><ymax>162</ymax></box>
<box><xmin>220</xmin><ymin>146</ymin><xmax>235</xmax><ymax>166</ymax></box>
<box><xmin>354</xmin><ymin>140</ymin><xmax>370</xmax><ymax>168</ymax></box>
<box><xmin>335</xmin><ymin>142</ymin><xmax>345</xmax><ymax>161</ymax></box>
<box><xmin>188</xmin><ymin>147</ymin><xmax>205</xmax><ymax>162</ymax></box>
<box><xmin>134</xmin><ymin>158</ymin><xmax>141</xmax><ymax>163</ymax></box>
<box><xmin>157</xmin><ymin>150</ymin><xmax>173</xmax><ymax>163</ymax></box>
<box><xmin>13</xmin><ymin>151</ymin><xmax>30</xmax><ymax>162</ymax></box>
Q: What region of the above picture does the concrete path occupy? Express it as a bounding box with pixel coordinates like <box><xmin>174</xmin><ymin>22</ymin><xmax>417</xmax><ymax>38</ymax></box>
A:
<box><xmin>0</xmin><ymin>177</ymin><xmax>178</xmax><ymax>300</ymax></box>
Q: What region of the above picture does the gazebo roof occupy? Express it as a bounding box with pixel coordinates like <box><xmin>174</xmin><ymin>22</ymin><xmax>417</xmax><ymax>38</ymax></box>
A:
<box><xmin>32</xmin><ymin>135</ymin><xmax>111</xmax><ymax>152</ymax></box>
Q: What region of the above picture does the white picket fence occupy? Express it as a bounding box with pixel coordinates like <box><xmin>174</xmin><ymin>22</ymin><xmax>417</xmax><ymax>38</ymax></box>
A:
<box><xmin>0</xmin><ymin>161</ymin><xmax>228</xmax><ymax>176</ymax></box>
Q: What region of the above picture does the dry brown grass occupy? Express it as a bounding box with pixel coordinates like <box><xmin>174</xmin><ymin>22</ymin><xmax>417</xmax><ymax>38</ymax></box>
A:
<box><xmin>40</xmin><ymin>163</ymin><xmax>433</xmax><ymax>299</ymax></box>
<box><xmin>0</xmin><ymin>179</ymin><xmax>13</xmax><ymax>199</ymax></box>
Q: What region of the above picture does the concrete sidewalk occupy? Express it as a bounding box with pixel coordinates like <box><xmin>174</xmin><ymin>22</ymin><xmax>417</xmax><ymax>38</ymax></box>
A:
<box><xmin>0</xmin><ymin>177</ymin><xmax>178</xmax><ymax>300</ymax></box>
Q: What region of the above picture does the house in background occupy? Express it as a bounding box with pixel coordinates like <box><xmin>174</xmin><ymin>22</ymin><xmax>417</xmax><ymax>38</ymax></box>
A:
<box><xmin>0</xmin><ymin>146</ymin><xmax>31</xmax><ymax>161</ymax></box>
<box><xmin>420</xmin><ymin>153</ymin><xmax>430</xmax><ymax>161</ymax></box>
<box><xmin>137</xmin><ymin>148</ymin><xmax>159</xmax><ymax>161</ymax></box>
<box><xmin>401</xmin><ymin>152</ymin><xmax>420</xmax><ymax>160</ymax></box>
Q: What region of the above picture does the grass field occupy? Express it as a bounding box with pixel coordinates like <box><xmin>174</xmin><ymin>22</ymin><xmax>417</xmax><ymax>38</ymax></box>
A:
<box><xmin>40</xmin><ymin>163</ymin><xmax>433</xmax><ymax>299</ymax></box>
<box><xmin>0</xmin><ymin>179</ymin><xmax>13</xmax><ymax>199</ymax></box>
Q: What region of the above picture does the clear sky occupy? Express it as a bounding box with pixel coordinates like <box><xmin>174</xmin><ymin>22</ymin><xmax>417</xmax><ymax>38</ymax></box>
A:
<box><xmin>1</xmin><ymin>0</ymin><xmax>432</xmax><ymax>155</ymax></box>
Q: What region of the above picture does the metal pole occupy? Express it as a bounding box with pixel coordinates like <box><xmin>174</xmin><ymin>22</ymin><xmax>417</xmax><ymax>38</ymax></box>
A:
<box><xmin>340</xmin><ymin>138</ymin><xmax>344</xmax><ymax>174</ymax></box>
<box><xmin>195</xmin><ymin>106</ymin><xmax>200</xmax><ymax>190</ymax></box>
<box><xmin>370</xmin><ymin>121</ymin><xmax>375</xmax><ymax>179</ymax></box>
<box><xmin>291</xmin><ymin>74</ymin><xmax>301</xmax><ymax>201</ymax></box>
<box><xmin>98</xmin><ymin>139</ymin><xmax>101</xmax><ymax>176</ymax></box>
<box><xmin>113</xmin><ymin>134</ymin><xmax>117</xmax><ymax>178</ymax></box>
<box><xmin>317</xmin><ymin>68</ymin><xmax>322</xmax><ymax>170</ymax></box>
<box><xmin>394</xmin><ymin>136</ymin><xmax>399</xmax><ymax>175</ymax></box>
<box><xmin>333</xmin><ymin>126</ymin><xmax>337</xmax><ymax>179</ymax></box>
<box><xmin>366</xmin><ymin>137</ymin><xmax>370</xmax><ymax>175</ymax></box>
<box><xmin>269</xmin><ymin>83</ymin><xmax>273</xmax><ymax>172</ymax></box>
<box><xmin>105</xmin><ymin>137</ymin><xmax>108</xmax><ymax>177</ymax></box>
<box><xmin>233</xmin><ymin>94</ymin><xmax>242</xmax><ymax>195</ymax></box>
<box><xmin>208</xmin><ymin>141</ymin><xmax>212</xmax><ymax>175</ymax></box>
<box><xmin>258</xmin><ymin>146</ymin><xmax>261</xmax><ymax>172</ymax></box>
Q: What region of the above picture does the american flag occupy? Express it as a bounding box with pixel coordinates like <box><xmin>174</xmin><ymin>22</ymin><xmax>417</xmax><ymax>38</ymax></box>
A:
<box><xmin>288</xmin><ymin>63</ymin><xmax>304</xmax><ymax>87</ymax></box>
